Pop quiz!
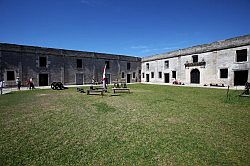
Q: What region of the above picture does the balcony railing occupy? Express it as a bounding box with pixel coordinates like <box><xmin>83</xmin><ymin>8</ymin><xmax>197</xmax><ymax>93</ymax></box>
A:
<box><xmin>185</xmin><ymin>61</ymin><xmax>206</xmax><ymax>68</ymax></box>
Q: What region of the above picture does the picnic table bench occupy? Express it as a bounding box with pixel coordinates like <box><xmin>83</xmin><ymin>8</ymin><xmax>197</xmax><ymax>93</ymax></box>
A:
<box><xmin>90</xmin><ymin>86</ymin><xmax>107</xmax><ymax>92</ymax></box>
<box><xmin>112</xmin><ymin>88</ymin><xmax>130</xmax><ymax>93</ymax></box>
<box><xmin>87</xmin><ymin>89</ymin><xmax>104</xmax><ymax>96</ymax></box>
<box><xmin>95</xmin><ymin>87</ymin><xmax>107</xmax><ymax>92</ymax></box>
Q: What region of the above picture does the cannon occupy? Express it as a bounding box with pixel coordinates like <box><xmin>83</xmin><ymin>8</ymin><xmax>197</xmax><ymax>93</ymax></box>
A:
<box><xmin>240</xmin><ymin>82</ymin><xmax>250</xmax><ymax>97</ymax></box>
<box><xmin>51</xmin><ymin>82</ymin><xmax>68</xmax><ymax>90</ymax></box>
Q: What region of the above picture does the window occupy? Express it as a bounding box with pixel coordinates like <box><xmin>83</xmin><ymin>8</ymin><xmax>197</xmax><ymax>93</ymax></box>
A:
<box><xmin>151</xmin><ymin>72</ymin><xmax>154</xmax><ymax>78</ymax></box>
<box><xmin>127</xmin><ymin>62</ymin><xmax>131</xmax><ymax>70</ymax></box>
<box><xmin>105</xmin><ymin>61</ymin><xmax>110</xmax><ymax>69</ymax></box>
<box><xmin>236</xmin><ymin>49</ymin><xmax>247</xmax><ymax>62</ymax></box>
<box><xmin>146</xmin><ymin>63</ymin><xmax>149</xmax><ymax>70</ymax></box>
<box><xmin>164</xmin><ymin>61</ymin><xmax>169</xmax><ymax>69</ymax></box>
<box><xmin>7</xmin><ymin>71</ymin><xmax>15</xmax><ymax>81</ymax></box>
<box><xmin>39</xmin><ymin>56</ymin><xmax>47</xmax><ymax>67</ymax></box>
<box><xmin>192</xmin><ymin>55</ymin><xmax>198</xmax><ymax>63</ymax></box>
<box><xmin>122</xmin><ymin>72</ymin><xmax>125</xmax><ymax>78</ymax></box>
<box><xmin>133</xmin><ymin>72</ymin><xmax>136</xmax><ymax>78</ymax></box>
<box><xmin>159</xmin><ymin>72</ymin><xmax>162</xmax><ymax>78</ymax></box>
<box><xmin>172</xmin><ymin>71</ymin><xmax>176</xmax><ymax>79</ymax></box>
<box><xmin>77</xmin><ymin>59</ymin><xmax>83</xmax><ymax>68</ymax></box>
<box><xmin>142</xmin><ymin>73</ymin><xmax>145</xmax><ymax>78</ymax></box>
<box><xmin>220</xmin><ymin>69</ymin><xmax>228</xmax><ymax>78</ymax></box>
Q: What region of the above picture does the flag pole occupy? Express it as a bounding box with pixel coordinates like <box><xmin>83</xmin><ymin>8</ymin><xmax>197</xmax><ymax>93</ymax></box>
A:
<box><xmin>102</xmin><ymin>64</ymin><xmax>107</xmax><ymax>89</ymax></box>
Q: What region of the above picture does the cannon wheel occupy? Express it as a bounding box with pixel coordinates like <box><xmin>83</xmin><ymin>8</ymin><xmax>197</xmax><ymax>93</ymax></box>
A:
<box><xmin>51</xmin><ymin>82</ymin><xmax>67</xmax><ymax>90</ymax></box>
<box><xmin>51</xmin><ymin>82</ymin><xmax>57</xmax><ymax>90</ymax></box>
<box><xmin>55</xmin><ymin>82</ymin><xmax>61</xmax><ymax>90</ymax></box>
<box><xmin>58</xmin><ymin>82</ymin><xmax>63</xmax><ymax>90</ymax></box>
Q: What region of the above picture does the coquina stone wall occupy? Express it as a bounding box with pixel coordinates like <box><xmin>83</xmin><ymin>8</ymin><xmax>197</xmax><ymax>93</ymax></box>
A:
<box><xmin>0</xmin><ymin>43</ymin><xmax>141</xmax><ymax>86</ymax></box>
<box><xmin>1</xmin><ymin>35</ymin><xmax>249</xmax><ymax>87</ymax></box>
<box><xmin>141</xmin><ymin>35</ymin><xmax>250</xmax><ymax>86</ymax></box>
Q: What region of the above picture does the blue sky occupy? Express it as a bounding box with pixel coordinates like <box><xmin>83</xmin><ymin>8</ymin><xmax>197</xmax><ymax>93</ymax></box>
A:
<box><xmin>0</xmin><ymin>0</ymin><xmax>249</xmax><ymax>57</ymax></box>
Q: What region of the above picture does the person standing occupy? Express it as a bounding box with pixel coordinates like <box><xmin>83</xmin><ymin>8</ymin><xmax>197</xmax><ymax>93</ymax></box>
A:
<box><xmin>16</xmin><ymin>77</ymin><xmax>21</xmax><ymax>90</ymax></box>
<box><xmin>92</xmin><ymin>78</ymin><xmax>95</xmax><ymax>85</ymax></box>
<box><xmin>0</xmin><ymin>80</ymin><xmax>5</xmax><ymax>95</ymax></box>
<box><xmin>29</xmin><ymin>77</ymin><xmax>34</xmax><ymax>90</ymax></box>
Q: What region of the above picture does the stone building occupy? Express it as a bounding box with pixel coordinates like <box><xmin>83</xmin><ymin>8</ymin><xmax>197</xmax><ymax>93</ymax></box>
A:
<box><xmin>1</xmin><ymin>35</ymin><xmax>249</xmax><ymax>88</ymax></box>
<box><xmin>141</xmin><ymin>35</ymin><xmax>250</xmax><ymax>87</ymax></box>
<box><xmin>0</xmin><ymin>43</ymin><xmax>141</xmax><ymax>86</ymax></box>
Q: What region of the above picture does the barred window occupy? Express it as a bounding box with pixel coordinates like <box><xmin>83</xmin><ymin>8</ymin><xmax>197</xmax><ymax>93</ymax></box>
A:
<box><xmin>127</xmin><ymin>62</ymin><xmax>131</xmax><ymax>70</ymax></box>
<box><xmin>77</xmin><ymin>59</ymin><xmax>83</xmax><ymax>68</ymax></box>
<box><xmin>192</xmin><ymin>55</ymin><xmax>198</xmax><ymax>63</ymax></box>
<box><xmin>146</xmin><ymin>63</ymin><xmax>149</xmax><ymax>70</ymax></box>
<box><xmin>151</xmin><ymin>72</ymin><xmax>154</xmax><ymax>78</ymax></box>
<box><xmin>105</xmin><ymin>61</ymin><xmax>110</xmax><ymax>69</ymax></box>
<box><xmin>172</xmin><ymin>71</ymin><xmax>176</xmax><ymax>79</ymax></box>
<box><xmin>39</xmin><ymin>56</ymin><xmax>47</xmax><ymax>67</ymax></box>
<box><xmin>7</xmin><ymin>71</ymin><xmax>15</xmax><ymax>81</ymax></box>
<box><xmin>236</xmin><ymin>49</ymin><xmax>247</xmax><ymax>62</ymax></box>
<box><xmin>159</xmin><ymin>72</ymin><xmax>162</xmax><ymax>78</ymax></box>
<box><xmin>164</xmin><ymin>61</ymin><xmax>169</xmax><ymax>69</ymax></box>
<box><xmin>220</xmin><ymin>69</ymin><xmax>228</xmax><ymax>78</ymax></box>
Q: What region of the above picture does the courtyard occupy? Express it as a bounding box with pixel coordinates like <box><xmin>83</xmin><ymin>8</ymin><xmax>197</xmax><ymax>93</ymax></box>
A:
<box><xmin>0</xmin><ymin>84</ymin><xmax>249</xmax><ymax>165</ymax></box>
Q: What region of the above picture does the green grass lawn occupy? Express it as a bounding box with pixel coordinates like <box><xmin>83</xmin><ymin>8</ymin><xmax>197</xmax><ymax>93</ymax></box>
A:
<box><xmin>0</xmin><ymin>84</ymin><xmax>249</xmax><ymax>165</ymax></box>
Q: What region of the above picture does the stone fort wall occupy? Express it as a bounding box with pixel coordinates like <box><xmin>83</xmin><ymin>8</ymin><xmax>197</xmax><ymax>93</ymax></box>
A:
<box><xmin>1</xmin><ymin>35</ymin><xmax>249</xmax><ymax>87</ymax></box>
<box><xmin>0</xmin><ymin>43</ymin><xmax>141</xmax><ymax>86</ymax></box>
<box><xmin>141</xmin><ymin>35</ymin><xmax>250</xmax><ymax>86</ymax></box>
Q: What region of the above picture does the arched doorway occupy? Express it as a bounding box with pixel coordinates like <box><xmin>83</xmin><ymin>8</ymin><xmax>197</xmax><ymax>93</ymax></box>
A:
<box><xmin>190</xmin><ymin>69</ymin><xmax>200</xmax><ymax>84</ymax></box>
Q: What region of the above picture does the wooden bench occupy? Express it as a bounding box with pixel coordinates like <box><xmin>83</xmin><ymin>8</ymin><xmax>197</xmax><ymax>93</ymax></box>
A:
<box><xmin>95</xmin><ymin>87</ymin><xmax>107</xmax><ymax>92</ymax></box>
<box><xmin>87</xmin><ymin>89</ymin><xmax>104</xmax><ymax>96</ymax></box>
<box><xmin>90</xmin><ymin>86</ymin><xmax>107</xmax><ymax>92</ymax></box>
<box><xmin>112</xmin><ymin>88</ymin><xmax>130</xmax><ymax>93</ymax></box>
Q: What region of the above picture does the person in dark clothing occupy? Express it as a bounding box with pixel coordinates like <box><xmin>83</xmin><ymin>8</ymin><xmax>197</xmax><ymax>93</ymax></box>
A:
<box><xmin>16</xmin><ymin>77</ymin><xmax>21</xmax><ymax>90</ymax></box>
<box><xmin>29</xmin><ymin>78</ymin><xmax>35</xmax><ymax>90</ymax></box>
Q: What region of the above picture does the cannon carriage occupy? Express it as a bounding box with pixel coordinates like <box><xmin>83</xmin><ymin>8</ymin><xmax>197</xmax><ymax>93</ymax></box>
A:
<box><xmin>51</xmin><ymin>82</ymin><xmax>68</xmax><ymax>90</ymax></box>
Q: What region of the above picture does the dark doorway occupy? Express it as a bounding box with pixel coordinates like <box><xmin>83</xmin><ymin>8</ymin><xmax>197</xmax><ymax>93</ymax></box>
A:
<box><xmin>146</xmin><ymin>74</ymin><xmax>150</xmax><ymax>82</ymax></box>
<box><xmin>234</xmin><ymin>70</ymin><xmax>248</xmax><ymax>86</ymax></box>
<box><xmin>106</xmin><ymin>74</ymin><xmax>111</xmax><ymax>84</ymax></box>
<box><xmin>190</xmin><ymin>69</ymin><xmax>200</xmax><ymax>84</ymax></box>
<box><xmin>76</xmin><ymin>73</ymin><xmax>84</xmax><ymax>85</ymax></box>
<box><xmin>127</xmin><ymin>74</ymin><xmax>131</xmax><ymax>83</ymax></box>
<box><xmin>172</xmin><ymin>71</ymin><xmax>176</xmax><ymax>79</ymax></box>
<box><xmin>164</xmin><ymin>73</ymin><xmax>170</xmax><ymax>83</ymax></box>
<box><xmin>39</xmin><ymin>74</ymin><xmax>48</xmax><ymax>86</ymax></box>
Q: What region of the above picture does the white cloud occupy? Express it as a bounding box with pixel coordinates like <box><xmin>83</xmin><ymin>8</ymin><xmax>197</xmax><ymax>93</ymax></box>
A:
<box><xmin>129</xmin><ymin>44</ymin><xmax>183</xmax><ymax>55</ymax></box>
<box><xmin>131</xmin><ymin>45</ymin><xmax>148</xmax><ymax>49</ymax></box>
<box><xmin>162</xmin><ymin>46</ymin><xmax>179</xmax><ymax>50</ymax></box>
<box><xmin>141</xmin><ymin>48</ymin><xmax>161</xmax><ymax>53</ymax></box>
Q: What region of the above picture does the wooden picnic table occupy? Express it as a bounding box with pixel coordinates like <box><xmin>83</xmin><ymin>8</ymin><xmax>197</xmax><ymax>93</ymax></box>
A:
<box><xmin>87</xmin><ymin>89</ymin><xmax>104</xmax><ymax>96</ymax></box>
<box><xmin>112</xmin><ymin>88</ymin><xmax>130</xmax><ymax>93</ymax></box>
